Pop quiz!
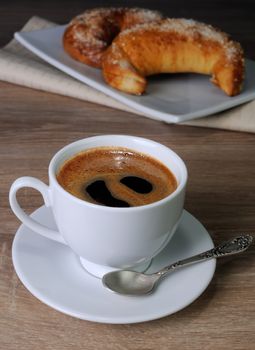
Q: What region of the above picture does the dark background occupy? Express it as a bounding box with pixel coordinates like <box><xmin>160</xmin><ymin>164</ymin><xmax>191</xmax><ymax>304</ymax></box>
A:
<box><xmin>1</xmin><ymin>0</ymin><xmax>255</xmax><ymax>58</ymax></box>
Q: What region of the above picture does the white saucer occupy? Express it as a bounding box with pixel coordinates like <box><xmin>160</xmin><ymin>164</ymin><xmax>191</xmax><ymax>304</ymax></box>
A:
<box><xmin>12</xmin><ymin>206</ymin><xmax>216</xmax><ymax>324</ymax></box>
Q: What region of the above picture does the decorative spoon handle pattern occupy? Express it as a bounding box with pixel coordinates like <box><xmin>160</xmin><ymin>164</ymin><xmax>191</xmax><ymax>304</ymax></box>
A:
<box><xmin>158</xmin><ymin>235</ymin><xmax>253</xmax><ymax>277</ymax></box>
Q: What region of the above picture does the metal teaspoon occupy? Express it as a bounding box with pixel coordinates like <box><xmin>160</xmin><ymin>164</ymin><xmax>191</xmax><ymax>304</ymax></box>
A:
<box><xmin>102</xmin><ymin>234</ymin><xmax>253</xmax><ymax>296</ymax></box>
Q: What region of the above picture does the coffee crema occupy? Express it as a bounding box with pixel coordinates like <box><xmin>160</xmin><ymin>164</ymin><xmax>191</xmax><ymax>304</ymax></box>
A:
<box><xmin>56</xmin><ymin>147</ymin><xmax>177</xmax><ymax>207</ymax></box>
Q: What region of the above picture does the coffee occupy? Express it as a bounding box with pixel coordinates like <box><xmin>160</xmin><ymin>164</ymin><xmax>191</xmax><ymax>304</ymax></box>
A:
<box><xmin>57</xmin><ymin>147</ymin><xmax>177</xmax><ymax>207</ymax></box>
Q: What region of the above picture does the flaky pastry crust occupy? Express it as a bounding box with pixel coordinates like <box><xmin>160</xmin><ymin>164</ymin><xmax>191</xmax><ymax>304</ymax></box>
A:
<box><xmin>102</xmin><ymin>18</ymin><xmax>244</xmax><ymax>96</ymax></box>
<box><xmin>63</xmin><ymin>7</ymin><xmax>162</xmax><ymax>68</ymax></box>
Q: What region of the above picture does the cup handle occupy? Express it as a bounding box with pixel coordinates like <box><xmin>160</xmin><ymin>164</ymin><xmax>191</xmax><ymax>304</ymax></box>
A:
<box><xmin>9</xmin><ymin>176</ymin><xmax>67</xmax><ymax>245</ymax></box>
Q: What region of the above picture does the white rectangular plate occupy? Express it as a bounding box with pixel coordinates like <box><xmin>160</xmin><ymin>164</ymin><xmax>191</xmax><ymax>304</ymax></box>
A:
<box><xmin>15</xmin><ymin>25</ymin><xmax>255</xmax><ymax>123</ymax></box>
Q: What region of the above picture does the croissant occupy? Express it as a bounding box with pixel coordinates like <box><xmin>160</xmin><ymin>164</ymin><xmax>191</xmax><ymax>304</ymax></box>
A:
<box><xmin>63</xmin><ymin>7</ymin><xmax>162</xmax><ymax>68</ymax></box>
<box><xmin>102</xmin><ymin>18</ymin><xmax>244</xmax><ymax>96</ymax></box>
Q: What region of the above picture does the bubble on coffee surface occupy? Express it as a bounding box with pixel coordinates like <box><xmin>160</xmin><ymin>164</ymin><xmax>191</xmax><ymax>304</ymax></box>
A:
<box><xmin>56</xmin><ymin>147</ymin><xmax>177</xmax><ymax>207</ymax></box>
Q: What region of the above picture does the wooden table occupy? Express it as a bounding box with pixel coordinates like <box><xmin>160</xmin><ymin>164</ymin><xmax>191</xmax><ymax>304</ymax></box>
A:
<box><xmin>0</xmin><ymin>1</ymin><xmax>254</xmax><ymax>349</ymax></box>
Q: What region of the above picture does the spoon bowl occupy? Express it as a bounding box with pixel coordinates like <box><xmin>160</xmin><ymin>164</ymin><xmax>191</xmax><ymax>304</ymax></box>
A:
<box><xmin>103</xmin><ymin>270</ymin><xmax>160</xmax><ymax>296</ymax></box>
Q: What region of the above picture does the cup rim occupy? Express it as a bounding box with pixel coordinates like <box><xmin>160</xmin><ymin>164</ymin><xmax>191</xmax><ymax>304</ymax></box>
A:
<box><xmin>49</xmin><ymin>135</ymin><xmax>188</xmax><ymax>211</ymax></box>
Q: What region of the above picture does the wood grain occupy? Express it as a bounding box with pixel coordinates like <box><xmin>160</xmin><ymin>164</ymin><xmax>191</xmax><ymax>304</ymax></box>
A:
<box><xmin>0</xmin><ymin>1</ymin><xmax>255</xmax><ymax>349</ymax></box>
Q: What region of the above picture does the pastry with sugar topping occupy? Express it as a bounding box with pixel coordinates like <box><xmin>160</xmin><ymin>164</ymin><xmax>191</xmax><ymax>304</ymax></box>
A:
<box><xmin>63</xmin><ymin>7</ymin><xmax>162</xmax><ymax>68</ymax></box>
<box><xmin>102</xmin><ymin>18</ymin><xmax>244</xmax><ymax>96</ymax></box>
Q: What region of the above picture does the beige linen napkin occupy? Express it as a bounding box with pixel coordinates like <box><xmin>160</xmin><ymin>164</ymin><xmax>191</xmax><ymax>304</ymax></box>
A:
<box><xmin>1</xmin><ymin>16</ymin><xmax>255</xmax><ymax>133</ymax></box>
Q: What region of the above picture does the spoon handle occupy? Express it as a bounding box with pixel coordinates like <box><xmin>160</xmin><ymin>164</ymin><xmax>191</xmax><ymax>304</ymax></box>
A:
<box><xmin>157</xmin><ymin>234</ymin><xmax>253</xmax><ymax>277</ymax></box>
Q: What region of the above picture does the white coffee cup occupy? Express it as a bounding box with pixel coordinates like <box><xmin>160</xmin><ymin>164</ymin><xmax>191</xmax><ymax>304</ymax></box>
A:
<box><xmin>9</xmin><ymin>135</ymin><xmax>187</xmax><ymax>277</ymax></box>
